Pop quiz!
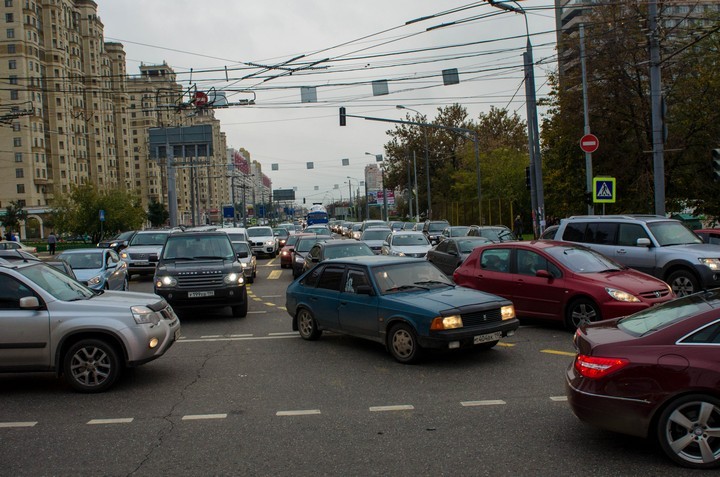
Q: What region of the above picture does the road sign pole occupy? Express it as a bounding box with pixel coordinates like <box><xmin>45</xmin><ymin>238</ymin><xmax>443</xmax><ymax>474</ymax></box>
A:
<box><xmin>580</xmin><ymin>24</ymin><xmax>594</xmax><ymax>215</ymax></box>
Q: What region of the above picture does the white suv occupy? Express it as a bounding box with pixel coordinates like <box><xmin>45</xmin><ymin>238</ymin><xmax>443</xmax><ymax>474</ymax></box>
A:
<box><xmin>246</xmin><ymin>226</ymin><xmax>278</xmax><ymax>257</ymax></box>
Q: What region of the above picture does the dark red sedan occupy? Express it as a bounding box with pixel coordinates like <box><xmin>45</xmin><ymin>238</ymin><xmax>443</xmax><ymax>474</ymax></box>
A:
<box><xmin>453</xmin><ymin>241</ymin><xmax>674</xmax><ymax>329</ymax></box>
<box><xmin>567</xmin><ymin>290</ymin><xmax>720</xmax><ymax>469</ymax></box>
<box><xmin>279</xmin><ymin>234</ymin><xmax>301</xmax><ymax>269</ymax></box>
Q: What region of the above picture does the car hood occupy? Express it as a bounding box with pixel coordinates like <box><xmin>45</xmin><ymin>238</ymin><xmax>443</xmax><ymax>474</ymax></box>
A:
<box><xmin>393</xmin><ymin>245</ymin><xmax>431</xmax><ymax>253</ymax></box>
<box><xmin>156</xmin><ymin>259</ymin><xmax>235</xmax><ymax>273</ymax></box>
<box><xmin>662</xmin><ymin>243</ymin><xmax>720</xmax><ymax>255</ymax></box>
<box><xmin>72</xmin><ymin>268</ymin><xmax>105</xmax><ymax>281</ymax></box>
<box><xmin>580</xmin><ymin>269</ymin><xmax>667</xmax><ymax>291</ymax></box>
<box><xmin>363</xmin><ymin>239</ymin><xmax>386</xmax><ymax>247</ymax></box>
<box><xmin>55</xmin><ymin>290</ymin><xmax>165</xmax><ymax>312</ymax></box>
<box><xmin>248</xmin><ymin>235</ymin><xmax>274</xmax><ymax>241</ymax></box>
<box><xmin>388</xmin><ymin>286</ymin><xmax>508</xmax><ymax>311</ymax></box>
<box><xmin>125</xmin><ymin>245</ymin><xmax>163</xmax><ymax>254</ymax></box>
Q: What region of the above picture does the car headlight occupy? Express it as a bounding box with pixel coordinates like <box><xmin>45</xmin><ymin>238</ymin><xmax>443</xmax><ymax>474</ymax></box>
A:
<box><xmin>430</xmin><ymin>315</ymin><xmax>463</xmax><ymax>330</ymax></box>
<box><xmin>240</xmin><ymin>262</ymin><xmax>248</xmax><ymax>268</ymax></box>
<box><xmin>605</xmin><ymin>287</ymin><xmax>640</xmax><ymax>302</ymax></box>
<box><xmin>281</xmin><ymin>251</ymin><xmax>289</xmax><ymax>256</ymax></box>
<box><xmin>699</xmin><ymin>258</ymin><xmax>720</xmax><ymax>271</ymax></box>
<box><xmin>87</xmin><ymin>275</ymin><xmax>102</xmax><ymax>286</ymax></box>
<box><xmin>265</xmin><ymin>240</ymin><xmax>274</xmax><ymax>246</ymax></box>
<box><xmin>392</xmin><ymin>251</ymin><xmax>405</xmax><ymax>257</ymax></box>
<box><xmin>155</xmin><ymin>276</ymin><xmax>177</xmax><ymax>288</ymax></box>
<box><xmin>109</xmin><ymin>242</ymin><xmax>118</xmax><ymax>248</ymax></box>
<box><xmin>224</xmin><ymin>272</ymin><xmax>244</xmax><ymax>285</ymax></box>
<box><xmin>501</xmin><ymin>305</ymin><xmax>516</xmax><ymax>320</ymax></box>
<box><xmin>131</xmin><ymin>305</ymin><xmax>161</xmax><ymax>325</ymax></box>
<box><xmin>120</xmin><ymin>251</ymin><xmax>128</xmax><ymax>259</ymax></box>
<box><xmin>295</xmin><ymin>255</ymin><xmax>305</xmax><ymax>263</ymax></box>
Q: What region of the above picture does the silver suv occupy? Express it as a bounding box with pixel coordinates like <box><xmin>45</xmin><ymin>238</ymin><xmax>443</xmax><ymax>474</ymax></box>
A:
<box><xmin>0</xmin><ymin>258</ymin><xmax>180</xmax><ymax>392</ymax></box>
<box><xmin>120</xmin><ymin>229</ymin><xmax>176</xmax><ymax>279</ymax></box>
<box><xmin>554</xmin><ymin>215</ymin><xmax>720</xmax><ymax>295</ymax></box>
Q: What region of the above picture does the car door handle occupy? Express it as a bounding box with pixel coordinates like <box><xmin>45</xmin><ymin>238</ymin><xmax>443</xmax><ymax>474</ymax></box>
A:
<box><xmin>617</xmin><ymin>249</ymin><xmax>627</xmax><ymax>255</ymax></box>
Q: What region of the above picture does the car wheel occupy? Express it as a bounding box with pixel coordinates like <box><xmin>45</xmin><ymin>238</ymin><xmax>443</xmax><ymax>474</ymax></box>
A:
<box><xmin>565</xmin><ymin>298</ymin><xmax>600</xmax><ymax>330</ymax></box>
<box><xmin>232</xmin><ymin>288</ymin><xmax>248</xmax><ymax>317</ymax></box>
<box><xmin>657</xmin><ymin>394</ymin><xmax>720</xmax><ymax>469</ymax></box>
<box><xmin>297</xmin><ymin>308</ymin><xmax>322</xmax><ymax>340</ymax></box>
<box><xmin>667</xmin><ymin>269</ymin><xmax>699</xmax><ymax>297</ymax></box>
<box><xmin>387</xmin><ymin>323</ymin><xmax>422</xmax><ymax>364</ymax></box>
<box><xmin>63</xmin><ymin>339</ymin><xmax>121</xmax><ymax>393</ymax></box>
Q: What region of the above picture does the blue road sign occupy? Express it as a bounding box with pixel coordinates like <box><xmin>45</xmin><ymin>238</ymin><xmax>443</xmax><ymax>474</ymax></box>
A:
<box><xmin>99</xmin><ymin>209</ymin><xmax>105</xmax><ymax>222</ymax></box>
<box><xmin>223</xmin><ymin>205</ymin><xmax>234</xmax><ymax>219</ymax></box>
<box><xmin>593</xmin><ymin>177</ymin><xmax>616</xmax><ymax>203</ymax></box>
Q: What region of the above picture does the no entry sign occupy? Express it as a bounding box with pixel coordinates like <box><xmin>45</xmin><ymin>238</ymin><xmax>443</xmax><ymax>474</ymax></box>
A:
<box><xmin>580</xmin><ymin>134</ymin><xmax>599</xmax><ymax>153</ymax></box>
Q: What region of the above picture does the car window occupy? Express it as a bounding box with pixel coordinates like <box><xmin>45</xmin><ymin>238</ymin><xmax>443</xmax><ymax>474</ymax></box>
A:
<box><xmin>247</xmin><ymin>227</ymin><xmax>273</xmax><ymax>237</ymax></box>
<box><xmin>324</xmin><ymin>244</ymin><xmax>373</xmax><ymax>259</ymax></box>
<box><xmin>435</xmin><ymin>241</ymin><xmax>448</xmax><ymax>253</ymax></box>
<box><xmin>562</xmin><ymin>223</ymin><xmax>586</xmax><ymax>242</ymax></box>
<box><xmin>393</xmin><ymin>234</ymin><xmax>429</xmax><ymax>246</ymax></box>
<box><xmin>130</xmin><ymin>232</ymin><xmax>170</xmax><ymax>246</ymax></box>
<box><xmin>18</xmin><ymin>264</ymin><xmax>94</xmax><ymax>301</ymax></box>
<box><xmin>308</xmin><ymin>245</ymin><xmax>321</xmax><ymax>259</ymax></box>
<box><xmin>584</xmin><ymin>222</ymin><xmax>617</xmax><ymax>245</ymax></box>
<box><xmin>457</xmin><ymin>238</ymin><xmax>488</xmax><ymax>253</ymax></box>
<box><xmin>648</xmin><ymin>221</ymin><xmax>703</xmax><ymax>246</ymax></box>
<box><xmin>617</xmin><ymin>223</ymin><xmax>650</xmax><ymax>246</ymax></box>
<box><xmin>227</xmin><ymin>233</ymin><xmax>246</xmax><ymax>242</ymax></box>
<box><xmin>316</xmin><ymin>266</ymin><xmax>345</xmax><ymax>291</ymax></box>
<box><xmin>0</xmin><ymin>273</ymin><xmax>34</xmax><ymax>309</ymax></box>
<box><xmin>480</xmin><ymin>249</ymin><xmax>510</xmax><ymax>273</ymax></box>
<box><xmin>343</xmin><ymin>269</ymin><xmax>371</xmax><ymax>294</ymax></box>
<box><xmin>108</xmin><ymin>250</ymin><xmax>119</xmax><ymax>266</ymax></box>
<box><xmin>545</xmin><ymin>246</ymin><xmax>621</xmax><ymax>273</ymax></box>
<box><xmin>62</xmin><ymin>252</ymin><xmax>103</xmax><ymax>269</ymax></box>
<box><xmin>446</xmin><ymin>242</ymin><xmax>458</xmax><ymax>254</ymax></box>
<box><xmin>681</xmin><ymin>322</ymin><xmax>720</xmax><ymax>344</ymax></box>
<box><xmin>232</xmin><ymin>242</ymin><xmax>251</xmax><ymax>254</ymax></box>
<box><xmin>516</xmin><ymin>250</ymin><xmax>562</xmax><ymax>277</ymax></box>
<box><xmin>619</xmin><ymin>294</ymin><xmax>709</xmax><ymax>336</ymax></box>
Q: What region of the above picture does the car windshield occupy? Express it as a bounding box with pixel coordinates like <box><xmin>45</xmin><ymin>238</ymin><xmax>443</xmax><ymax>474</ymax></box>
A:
<box><xmin>450</xmin><ymin>227</ymin><xmax>470</xmax><ymax>236</ymax></box>
<box><xmin>478</xmin><ymin>228</ymin><xmax>516</xmax><ymax>242</ymax></box>
<box><xmin>306</xmin><ymin>227</ymin><xmax>331</xmax><ymax>235</ymax></box>
<box><xmin>130</xmin><ymin>232</ymin><xmax>170</xmax><ymax>246</ymax></box>
<box><xmin>162</xmin><ymin>235</ymin><xmax>234</xmax><ymax>260</ymax></box>
<box><xmin>111</xmin><ymin>231</ymin><xmax>134</xmax><ymax>241</ymax></box>
<box><xmin>61</xmin><ymin>252</ymin><xmax>103</xmax><ymax>269</ymax></box>
<box><xmin>545</xmin><ymin>246</ymin><xmax>622</xmax><ymax>273</ymax></box>
<box><xmin>324</xmin><ymin>244</ymin><xmax>374</xmax><ymax>259</ymax></box>
<box><xmin>352</xmin><ymin>224</ymin><xmax>362</xmax><ymax>231</ymax></box>
<box><xmin>232</xmin><ymin>242</ymin><xmax>250</xmax><ymax>254</ymax></box>
<box><xmin>296</xmin><ymin>238</ymin><xmax>321</xmax><ymax>253</ymax></box>
<box><xmin>373</xmin><ymin>261</ymin><xmax>454</xmax><ymax>294</ymax></box>
<box><xmin>247</xmin><ymin>228</ymin><xmax>272</xmax><ymax>237</ymax></box>
<box><xmin>362</xmin><ymin>229</ymin><xmax>390</xmax><ymax>240</ymax></box>
<box><xmin>392</xmin><ymin>234</ymin><xmax>430</xmax><ymax>246</ymax></box>
<box><xmin>273</xmin><ymin>228</ymin><xmax>289</xmax><ymax>238</ymax></box>
<box><xmin>457</xmin><ymin>238</ymin><xmax>490</xmax><ymax>253</ymax></box>
<box><xmin>226</xmin><ymin>233</ymin><xmax>246</xmax><ymax>242</ymax></box>
<box><xmin>428</xmin><ymin>223</ymin><xmax>448</xmax><ymax>233</ymax></box>
<box><xmin>648</xmin><ymin>221</ymin><xmax>703</xmax><ymax>246</ymax></box>
<box><xmin>285</xmin><ymin>235</ymin><xmax>299</xmax><ymax>247</ymax></box>
<box><xmin>18</xmin><ymin>263</ymin><xmax>94</xmax><ymax>301</ymax></box>
<box><xmin>618</xmin><ymin>293</ymin><xmax>710</xmax><ymax>336</ymax></box>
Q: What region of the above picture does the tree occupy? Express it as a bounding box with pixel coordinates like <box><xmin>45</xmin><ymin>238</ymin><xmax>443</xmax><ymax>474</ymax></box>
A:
<box><xmin>1</xmin><ymin>200</ymin><xmax>27</xmax><ymax>237</ymax></box>
<box><xmin>147</xmin><ymin>200</ymin><xmax>169</xmax><ymax>227</ymax></box>
<box><xmin>51</xmin><ymin>184</ymin><xmax>147</xmax><ymax>242</ymax></box>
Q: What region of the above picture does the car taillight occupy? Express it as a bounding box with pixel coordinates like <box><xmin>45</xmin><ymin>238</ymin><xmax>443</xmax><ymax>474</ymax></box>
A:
<box><xmin>574</xmin><ymin>354</ymin><xmax>629</xmax><ymax>379</ymax></box>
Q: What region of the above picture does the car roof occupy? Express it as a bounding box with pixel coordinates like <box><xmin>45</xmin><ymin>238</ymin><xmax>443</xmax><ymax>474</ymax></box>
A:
<box><xmin>321</xmin><ymin>255</ymin><xmax>424</xmax><ymax>266</ymax></box>
<box><xmin>58</xmin><ymin>248</ymin><xmax>106</xmax><ymax>254</ymax></box>
<box><xmin>564</xmin><ymin>214</ymin><xmax>672</xmax><ymax>223</ymax></box>
<box><xmin>167</xmin><ymin>231</ymin><xmax>230</xmax><ymax>238</ymax></box>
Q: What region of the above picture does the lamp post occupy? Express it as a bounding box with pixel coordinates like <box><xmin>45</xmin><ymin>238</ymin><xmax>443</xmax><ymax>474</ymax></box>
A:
<box><xmin>346</xmin><ymin>176</ymin><xmax>363</xmax><ymax>221</ymax></box>
<box><xmin>365</xmin><ymin>152</ymin><xmax>388</xmax><ymax>221</ymax></box>
<box><xmin>487</xmin><ymin>0</ymin><xmax>545</xmax><ymax>235</ymax></box>
<box><xmin>396</xmin><ymin>105</ymin><xmax>431</xmax><ymax>220</ymax></box>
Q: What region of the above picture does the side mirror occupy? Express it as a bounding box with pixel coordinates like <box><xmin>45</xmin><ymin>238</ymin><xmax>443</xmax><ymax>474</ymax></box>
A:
<box><xmin>536</xmin><ymin>269</ymin><xmax>553</xmax><ymax>280</ymax></box>
<box><xmin>355</xmin><ymin>285</ymin><xmax>374</xmax><ymax>295</ymax></box>
<box><xmin>636</xmin><ymin>238</ymin><xmax>651</xmax><ymax>247</ymax></box>
<box><xmin>19</xmin><ymin>296</ymin><xmax>40</xmax><ymax>309</ymax></box>
<box><xmin>237</xmin><ymin>251</ymin><xmax>249</xmax><ymax>258</ymax></box>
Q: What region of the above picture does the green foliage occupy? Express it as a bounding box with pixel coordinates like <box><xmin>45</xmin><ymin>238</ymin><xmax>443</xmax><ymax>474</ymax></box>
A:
<box><xmin>147</xmin><ymin>200</ymin><xmax>169</xmax><ymax>227</ymax></box>
<box><xmin>1</xmin><ymin>200</ymin><xmax>28</xmax><ymax>233</ymax></box>
<box><xmin>50</xmin><ymin>184</ymin><xmax>146</xmax><ymax>242</ymax></box>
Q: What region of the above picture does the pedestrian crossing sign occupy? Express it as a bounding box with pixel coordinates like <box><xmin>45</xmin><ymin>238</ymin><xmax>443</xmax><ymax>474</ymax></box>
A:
<box><xmin>593</xmin><ymin>177</ymin><xmax>616</xmax><ymax>203</ymax></box>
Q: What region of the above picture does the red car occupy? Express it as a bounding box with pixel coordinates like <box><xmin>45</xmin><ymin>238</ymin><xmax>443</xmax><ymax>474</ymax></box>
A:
<box><xmin>279</xmin><ymin>234</ymin><xmax>300</xmax><ymax>269</ymax></box>
<box><xmin>453</xmin><ymin>241</ymin><xmax>674</xmax><ymax>329</ymax></box>
<box><xmin>695</xmin><ymin>228</ymin><xmax>720</xmax><ymax>245</ymax></box>
<box><xmin>567</xmin><ymin>291</ymin><xmax>720</xmax><ymax>469</ymax></box>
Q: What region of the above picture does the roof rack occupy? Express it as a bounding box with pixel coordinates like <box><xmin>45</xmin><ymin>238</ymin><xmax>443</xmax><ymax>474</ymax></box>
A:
<box><xmin>565</xmin><ymin>214</ymin><xmax>667</xmax><ymax>220</ymax></box>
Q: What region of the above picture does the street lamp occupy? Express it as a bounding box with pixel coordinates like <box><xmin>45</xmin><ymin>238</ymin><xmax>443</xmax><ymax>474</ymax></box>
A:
<box><xmin>396</xmin><ymin>105</ymin><xmax>431</xmax><ymax>220</ymax></box>
<box><xmin>346</xmin><ymin>176</ymin><xmax>363</xmax><ymax>221</ymax></box>
<box><xmin>365</xmin><ymin>152</ymin><xmax>388</xmax><ymax>221</ymax></box>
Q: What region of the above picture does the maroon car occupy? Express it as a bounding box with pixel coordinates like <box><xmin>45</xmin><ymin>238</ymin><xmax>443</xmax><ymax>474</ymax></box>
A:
<box><xmin>453</xmin><ymin>241</ymin><xmax>674</xmax><ymax>329</ymax></box>
<box><xmin>567</xmin><ymin>290</ymin><xmax>720</xmax><ymax>469</ymax></box>
<box><xmin>279</xmin><ymin>234</ymin><xmax>301</xmax><ymax>269</ymax></box>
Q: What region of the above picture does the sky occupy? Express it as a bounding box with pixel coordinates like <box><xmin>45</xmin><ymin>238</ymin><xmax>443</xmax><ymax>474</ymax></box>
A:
<box><xmin>99</xmin><ymin>0</ymin><xmax>558</xmax><ymax>205</ymax></box>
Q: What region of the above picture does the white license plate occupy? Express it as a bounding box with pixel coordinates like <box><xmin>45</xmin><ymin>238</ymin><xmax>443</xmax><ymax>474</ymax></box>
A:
<box><xmin>134</xmin><ymin>261</ymin><xmax>149</xmax><ymax>266</ymax></box>
<box><xmin>188</xmin><ymin>291</ymin><xmax>215</xmax><ymax>298</ymax></box>
<box><xmin>474</xmin><ymin>331</ymin><xmax>502</xmax><ymax>344</ymax></box>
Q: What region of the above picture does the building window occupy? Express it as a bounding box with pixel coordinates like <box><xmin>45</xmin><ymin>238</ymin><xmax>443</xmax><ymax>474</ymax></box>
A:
<box><xmin>9</xmin><ymin>75</ymin><xmax>16</xmax><ymax>84</ymax></box>
<box><xmin>12</xmin><ymin>122</ymin><xmax>19</xmax><ymax>131</ymax></box>
<box><xmin>10</xmin><ymin>90</ymin><xmax>18</xmax><ymax>100</ymax></box>
<box><xmin>15</xmin><ymin>168</ymin><xmax>23</xmax><ymax>178</ymax></box>
<box><xmin>5</xmin><ymin>1</ymin><xmax>12</xmax><ymax>7</ymax></box>
<box><xmin>13</xmin><ymin>137</ymin><xmax>21</xmax><ymax>147</ymax></box>
<box><xmin>17</xmin><ymin>199</ymin><xmax>25</xmax><ymax>207</ymax></box>
<box><xmin>16</xmin><ymin>184</ymin><xmax>24</xmax><ymax>194</ymax></box>
<box><xmin>7</xmin><ymin>44</ymin><xmax>14</xmax><ymax>54</ymax></box>
<box><xmin>5</xmin><ymin>13</ymin><xmax>13</xmax><ymax>22</ymax></box>
<box><xmin>8</xmin><ymin>59</ymin><xmax>16</xmax><ymax>69</ymax></box>
<box><xmin>14</xmin><ymin>153</ymin><xmax>22</xmax><ymax>162</ymax></box>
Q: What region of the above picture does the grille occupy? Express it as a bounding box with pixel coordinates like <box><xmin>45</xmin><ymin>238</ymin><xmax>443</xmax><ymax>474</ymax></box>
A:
<box><xmin>460</xmin><ymin>308</ymin><xmax>502</xmax><ymax>327</ymax></box>
<box><xmin>176</xmin><ymin>272</ymin><xmax>224</xmax><ymax>289</ymax></box>
<box><xmin>638</xmin><ymin>289</ymin><xmax>671</xmax><ymax>299</ymax></box>
<box><xmin>129</xmin><ymin>253</ymin><xmax>158</xmax><ymax>261</ymax></box>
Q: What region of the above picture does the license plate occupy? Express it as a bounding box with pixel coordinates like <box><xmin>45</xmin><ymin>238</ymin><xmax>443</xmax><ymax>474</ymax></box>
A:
<box><xmin>174</xmin><ymin>327</ymin><xmax>181</xmax><ymax>341</ymax></box>
<box><xmin>134</xmin><ymin>261</ymin><xmax>149</xmax><ymax>266</ymax></box>
<box><xmin>474</xmin><ymin>331</ymin><xmax>502</xmax><ymax>344</ymax></box>
<box><xmin>188</xmin><ymin>291</ymin><xmax>215</xmax><ymax>298</ymax></box>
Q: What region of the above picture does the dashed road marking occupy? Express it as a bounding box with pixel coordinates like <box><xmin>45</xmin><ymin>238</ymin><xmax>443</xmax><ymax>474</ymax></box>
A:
<box><xmin>497</xmin><ymin>342</ymin><xmax>515</xmax><ymax>347</ymax></box>
<box><xmin>229</xmin><ymin>334</ymin><xmax>253</xmax><ymax>338</ymax></box>
<box><xmin>541</xmin><ymin>349</ymin><xmax>576</xmax><ymax>357</ymax></box>
<box><xmin>276</xmin><ymin>410</ymin><xmax>321</xmax><ymax>416</ymax></box>
<box><xmin>369</xmin><ymin>405</ymin><xmax>414</xmax><ymax>412</ymax></box>
<box><xmin>87</xmin><ymin>418</ymin><xmax>133</xmax><ymax>425</ymax></box>
<box><xmin>268</xmin><ymin>332</ymin><xmax>297</xmax><ymax>336</ymax></box>
<box><xmin>550</xmin><ymin>396</ymin><xmax>568</xmax><ymax>402</ymax></box>
<box><xmin>268</xmin><ymin>270</ymin><xmax>282</xmax><ymax>280</ymax></box>
<box><xmin>201</xmin><ymin>335</ymin><xmax>221</xmax><ymax>339</ymax></box>
<box><xmin>461</xmin><ymin>400</ymin><xmax>506</xmax><ymax>407</ymax></box>
<box><xmin>178</xmin><ymin>335</ymin><xmax>300</xmax><ymax>343</ymax></box>
<box><xmin>264</xmin><ymin>302</ymin><xmax>276</xmax><ymax>307</ymax></box>
<box><xmin>182</xmin><ymin>414</ymin><xmax>227</xmax><ymax>421</ymax></box>
<box><xmin>252</xmin><ymin>298</ymin><xmax>262</xmax><ymax>302</ymax></box>
<box><xmin>247</xmin><ymin>311</ymin><xmax>266</xmax><ymax>314</ymax></box>
<box><xmin>262</xmin><ymin>295</ymin><xmax>283</xmax><ymax>298</ymax></box>
<box><xmin>0</xmin><ymin>422</ymin><xmax>37</xmax><ymax>428</ymax></box>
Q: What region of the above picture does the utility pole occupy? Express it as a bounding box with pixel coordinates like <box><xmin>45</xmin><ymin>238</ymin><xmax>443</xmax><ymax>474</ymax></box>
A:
<box><xmin>649</xmin><ymin>0</ymin><xmax>665</xmax><ymax>216</ymax></box>
<box><xmin>580</xmin><ymin>24</ymin><xmax>594</xmax><ymax>215</ymax></box>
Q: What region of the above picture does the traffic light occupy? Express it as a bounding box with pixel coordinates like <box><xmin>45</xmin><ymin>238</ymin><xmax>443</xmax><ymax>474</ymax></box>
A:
<box><xmin>524</xmin><ymin>166</ymin><xmax>531</xmax><ymax>190</ymax></box>
<box><xmin>339</xmin><ymin>107</ymin><xmax>346</xmax><ymax>126</ymax></box>
<box><xmin>303</xmin><ymin>198</ymin><xmax>306</xmax><ymax>204</ymax></box>
<box><xmin>712</xmin><ymin>149</ymin><xmax>720</xmax><ymax>182</ymax></box>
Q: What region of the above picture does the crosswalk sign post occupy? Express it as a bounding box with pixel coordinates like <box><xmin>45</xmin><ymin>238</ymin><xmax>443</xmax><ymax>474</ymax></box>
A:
<box><xmin>593</xmin><ymin>177</ymin><xmax>616</xmax><ymax>205</ymax></box>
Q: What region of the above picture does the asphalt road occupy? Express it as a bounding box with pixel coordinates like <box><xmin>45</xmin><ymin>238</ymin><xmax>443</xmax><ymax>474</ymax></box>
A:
<box><xmin>0</xmin><ymin>254</ymin><xmax>701</xmax><ymax>476</ymax></box>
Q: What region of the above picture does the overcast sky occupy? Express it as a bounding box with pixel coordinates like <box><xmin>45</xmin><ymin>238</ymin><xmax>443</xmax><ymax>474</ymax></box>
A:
<box><xmin>100</xmin><ymin>0</ymin><xmax>558</xmax><ymax>204</ymax></box>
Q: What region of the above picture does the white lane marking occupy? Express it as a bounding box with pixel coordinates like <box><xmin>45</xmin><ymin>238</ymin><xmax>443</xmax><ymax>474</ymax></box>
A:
<box><xmin>200</xmin><ymin>335</ymin><xmax>221</xmax><ymax>338</ymax></box>
<box><xmin>369</xmin><ymin>405</ymin><xmax>415</xmax><ymax>412</ymax></box>
<box><xmin>262</xmin><ymin>295</ymin><xmax>283</xmax><ymax>298</ymax></box>
<box><xmin>550</xmin><ymin>396</ymin><xmax>568</xmax><ymax>402</ymax></box>
<box><xmin>181</xmin><ymin>414</ymin><xmax>228</xmax><ymax>421</ymax></box>
<box><xmin>229</xmin><ymin>334</ymin><xmax>253</xmax><ymax>338</ymax></box>
<box><xmin>268</xmin><ymin>271</ymin><xmax>282</xmax><ymax>280</ymax></box>
<box><xmin>247</xmin><ymin>311</ymin><xmax>267</xmax><ymax>314</ymax></box>
<box><xmin>268</xmin><ymin>332</ymin><xmax>297</xmax><ymax>336</ymax></box>
<box><xmin>0</xmin><ymin>422</ymin><xmax>37</xmax><ymax>428</ymax></box>
<box><xmin>461</xmin><ymin>400</ymin><xmax>506</xmax><ymax>407</ymax></box>
<box><xmin>87</xmin><ymin>418</ymin><xmax>134</xmax><ymax>425</ymax></box>
<box><xmin>276</xmin><ymin>410</ymin><xmax>321</xmax><ymax>416</ymax></box>
<box><xmin>178</xmin><ymin>335</ymin><xmax>299</xmax><ymax>343</ymax></box>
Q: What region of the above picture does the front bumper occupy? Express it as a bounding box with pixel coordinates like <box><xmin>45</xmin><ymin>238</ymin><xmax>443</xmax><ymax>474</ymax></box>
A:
<box><xmin>417</xmin><ymin>318</ymin><xmax>519</xmax><ymax>349</ymax></box>
<box><xmin>154</xmin><ymin>286</ymin><xmax>246</xmax><ymax>309</ymax></box>
<box><xmin>126</xmin><ymin>310</ymin><xmax>181</xmax><ymax>366</ymax></box>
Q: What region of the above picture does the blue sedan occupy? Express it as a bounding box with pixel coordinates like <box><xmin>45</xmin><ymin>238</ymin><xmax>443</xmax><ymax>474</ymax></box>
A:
<box><xmin>286</xmin><ymin>256</ymin><xmax>519</xmax><ymax>363</ymax></box>
<box><xmin>58</xmin><ymin>248</ymin><xmax>129</xmax><ymax>291</ymax></box>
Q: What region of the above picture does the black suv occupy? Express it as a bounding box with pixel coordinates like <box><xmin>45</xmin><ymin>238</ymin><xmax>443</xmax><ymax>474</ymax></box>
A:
<box><xmin>422</xmin><ymin>220</ymin><xmax>450</xmax><ymax>245</ymax></box>
<box><xmin>153</xmin><ymin>231</ymin><xmax>248</xmax><ymax>317</ymax></box>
